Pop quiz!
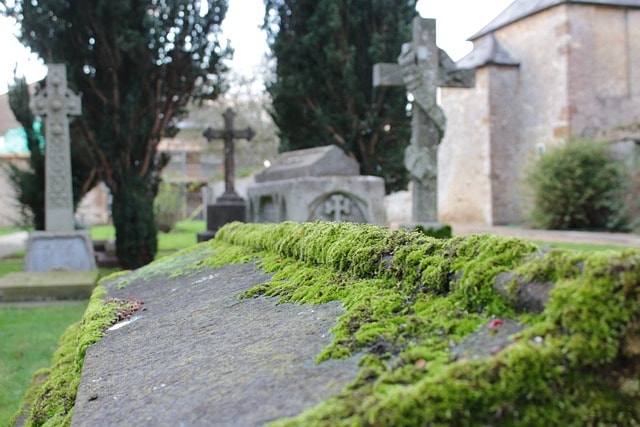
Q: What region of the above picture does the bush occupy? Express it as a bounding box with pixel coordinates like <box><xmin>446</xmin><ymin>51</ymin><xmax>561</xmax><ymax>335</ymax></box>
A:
<box><xmin>154</xmin><ymin>181</ymin><xmax>183</xmax><ymax>232</ymax></box>
<box><xmin>526</xmin><ymin>138</ymin><xmax>628</xmax><ymax>231</ymax></box>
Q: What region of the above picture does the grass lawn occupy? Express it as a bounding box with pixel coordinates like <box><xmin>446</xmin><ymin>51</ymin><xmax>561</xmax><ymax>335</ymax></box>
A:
<box><xmin>0</xmin><ymin>220</ymin><xmax>205</xmax><ymax>424</ymax></box>
<box><xmin>532</xmin><ymin>240</ymin><xmax>638</xmax><ymax>252</ymax></box>
<box><xmin>0</xmin><ymin>302</ymin><xmax>88</xmax><ymax>424</ymax></box>
<box><xmin>0</xmin><ymin>227</ymin><xmax>30</xmax><ymax>237</ymax></box>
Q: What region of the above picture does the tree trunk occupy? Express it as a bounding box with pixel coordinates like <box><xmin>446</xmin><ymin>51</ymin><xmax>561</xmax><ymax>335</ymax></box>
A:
<box><xmin>111</xmin><ymin>175</ymin><xmax>158</xmax><ymax>269</ymax></box>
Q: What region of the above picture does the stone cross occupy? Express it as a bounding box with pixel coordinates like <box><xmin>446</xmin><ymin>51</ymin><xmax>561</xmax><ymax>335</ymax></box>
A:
<box><xmin>324</xmin><ymin>194</ymin><xmax>351</xmax><ymax>221</ymax></box>
<box><xmin>373</xmin><ymin>17</ymin><xmax>474</xmax><ymax>224</ymax></box>
<box><xmin>32</xmin><ymin>64</ymin><xmax>82</xmax><ymax>232</ymax></box>
<box><xmin>203</xmin><ymin>108</ymin><xmax>255</xmax><ymax>201</ymax></box>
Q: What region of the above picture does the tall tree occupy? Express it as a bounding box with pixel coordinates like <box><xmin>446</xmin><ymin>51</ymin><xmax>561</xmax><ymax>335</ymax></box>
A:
<box><xmin>2</xmin><ymin>0</ymin><xmax>232</xmax><ymax>268</ymax></box>
<box><xmin>264</xmin><ymin>0</ymin><xmax>416</xmax><ymax>192</ymax></box>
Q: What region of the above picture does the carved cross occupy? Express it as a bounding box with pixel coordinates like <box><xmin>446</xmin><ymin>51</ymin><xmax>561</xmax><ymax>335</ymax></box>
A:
<box><xmin>324</xmin><ymin>194</ymin><xmax>351</xmax><ymax>221</ymax></box>
<box><xmin>32</xmin><ymin>64</ymin><xmax>82</xmax><ymax>232</ymax></box>
<box><xmin>203</xmin><ymin>108</ymin><xmax>255</xmax><ymax>200</ymax></box>
<box><xmin>373</xmin><ymin>17</ymin><xmax>474</xmax><ymax>224</ymax></box>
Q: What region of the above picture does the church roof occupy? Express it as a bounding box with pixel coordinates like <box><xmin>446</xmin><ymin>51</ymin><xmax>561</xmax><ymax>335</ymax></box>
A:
<box><xmin>469</xmin><ymin>0</ymin><xmax>640</xmax><ymax>40</ymax></box>
<box><xmin>456</xmin><ymin>34</ymin><xmax>519</xmax><ymax>69</ymax></box>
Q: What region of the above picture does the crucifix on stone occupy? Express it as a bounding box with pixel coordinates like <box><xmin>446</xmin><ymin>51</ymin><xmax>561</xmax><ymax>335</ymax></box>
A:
<box><xmin>203</xmin><ymin>107</ymin><xmax>255</xmax><ymax>202</ymax></box>
<box><xmin>32</xmin><ymin>64</ymin><xmax>82</xmax><ymax>232</ymax></box>
<box><xmin>197</xmin><ymin>108</ymin><xmax>255</xmax><ymax>242</ymax></box>
<box><xmin>373</xmin><ymin>17</ymin><xmax>474</xmax><ymax>226</ymax></box>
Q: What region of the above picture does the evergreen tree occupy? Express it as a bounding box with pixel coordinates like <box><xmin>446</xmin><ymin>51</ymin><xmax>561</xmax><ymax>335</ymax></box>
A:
<box><xmin>2</xmin><ymin>0</ymin><xmax>231</xmax><ymax>268</ymax></box>
<box><xmin>264</xmin><ymin>0</ymin><xmax>416</xmax><ymax>192</ymax></box>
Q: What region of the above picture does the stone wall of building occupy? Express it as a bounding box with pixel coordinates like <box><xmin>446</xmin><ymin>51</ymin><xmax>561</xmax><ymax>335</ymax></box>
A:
<box><xmin>438</xmin><ymin>68</ymin><xmax>492</xmax><ymax>224</ymax></box>
<box><xmin>488</xmin><ymin>65</ymin><xmax>526</xmax><ymax>225</ymax></box>
<box><xmin>567</xmin><ymin>5</ymin><xmax>640</xmax><ymax>136</ymax></box>
<box><xmin>440</xmin><ymin>3</ymin><xmax>640</xmax><ymax>226</ymax></box>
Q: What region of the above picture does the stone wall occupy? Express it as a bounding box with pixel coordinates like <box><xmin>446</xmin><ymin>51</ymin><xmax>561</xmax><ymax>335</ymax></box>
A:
<box><xmin>567</xmin><ymin>5</ymin><xmax>640</xmax><ymax>136</ymax></box>
<box><xmin>439</xmin><ymin>3</ymin><xmax>640</xmax><ymax>226</ymax></box>
<box><xmin>439</xmin><ymin>68</ymin><xmax>492</xmax><ymax>225</ymax></box>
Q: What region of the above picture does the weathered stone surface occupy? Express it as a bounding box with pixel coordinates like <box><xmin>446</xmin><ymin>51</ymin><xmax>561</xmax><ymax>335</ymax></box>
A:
<box><xmin>0</xmin><ymin>270</ymin><xmax>97</xmax><ymax>302</ymax></box>
<box><xmin>248</xmin><ymin>145</ymin><xmax>385</xmax><ymax>225</ymax></box>
<box><xmin>24</xmin><ymin>231</ymin><xmax>96</xmax><ymax>272</ymax></box>
<box><xmin>32</xmin><ymin>64</ymin><xmax>81</xmax><ymax>233</ymax></box>
<box><xmin>72</xmin><ymin>263</ymin><xmax>361</xmax><ymax>427</ymax></box>
<box><xmin>248</xmin><ymin>176</ymin><xmax>385</xmax><ymax>225</ymax></box>
<box><xmin>493</xmin><ymin>271</ymin><xmax>553</xmax><ymax>313</ymax></box>
<box><xmin>452</xmin><ymin>318</ymin><xmax>523</xmax><ymax>361</ymax></box>
<box><xmin>253</xmin><ymin>145</ymin><xmax>359</xmax><ymax>183</ymax></box>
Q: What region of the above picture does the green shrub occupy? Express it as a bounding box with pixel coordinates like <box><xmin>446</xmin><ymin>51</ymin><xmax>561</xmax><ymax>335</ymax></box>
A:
<box><xmin>413</xmin><ymin>223</ymin><xmax>452</xmax><ymax>239</ymax></box>
<box><xmin>526</xmin><ymin>138</ymin><xmax>628</xmax><ymax>231</ymax></box>
<box><xmin>153</xmin><ymin>181</ymin><xmax>183</xmax><ymax>232</ymax></box>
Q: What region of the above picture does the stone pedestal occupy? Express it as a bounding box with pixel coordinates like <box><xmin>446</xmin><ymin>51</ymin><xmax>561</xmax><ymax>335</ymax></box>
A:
<box><xmin>197</xmin><ymin>194</ymin><xmax>247</xmax><ymax>242</ymax></box>
<box><xmin>24</xmin><ymin>231</ymin><xmax>97</xmax><ymax>272</ymax></box>
<box><xmin>0</xmin><ymin>270</ymin><xmax>98</xmax><ymax>302</ymax></box>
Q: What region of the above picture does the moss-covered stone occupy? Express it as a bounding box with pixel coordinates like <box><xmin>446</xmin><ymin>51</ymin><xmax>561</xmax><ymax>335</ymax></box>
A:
<box><xmin>16</xmin><ymin>221</ymin><xmax>640</xmax><ymax>426</ymax></box>
<box><xmin>210</xmin><ymin>222</ymin><xmax>640</xmax><ymax>425</ymax></box>
<box><xmin>11</xmin><ymin>285</ymin><xmax>142</xmax><ymax>426</ymax></box>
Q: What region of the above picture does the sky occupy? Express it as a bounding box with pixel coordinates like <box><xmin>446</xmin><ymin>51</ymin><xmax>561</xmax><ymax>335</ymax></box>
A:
<box><xmin>0</xmin><ymin>0</ymin><xmax>514</xmax><ymax>94</ymax></box>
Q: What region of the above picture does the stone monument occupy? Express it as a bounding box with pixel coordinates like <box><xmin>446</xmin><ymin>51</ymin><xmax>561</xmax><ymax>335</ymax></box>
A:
<box><xmin>24</xmin><ymin>64</ymin><xmax>96</xmax><ymax>272</ymax></box>
<box><xmin>373</xmin><ymin>17</ymin><xmax>474</xmax><ymax>229</ymax></box>
<box><xmin>197</xmin><ymin>108</ymin><xmax>255</xmax><ymax>242</ymax></box>
<box><xmin>247</xmin><ymin>145</ymin><xmax>385</xmax><ymax>225</ymax></box>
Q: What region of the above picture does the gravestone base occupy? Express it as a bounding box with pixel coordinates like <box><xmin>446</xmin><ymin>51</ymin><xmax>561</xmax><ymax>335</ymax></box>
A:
<box><xmin>197</xmin><ymin>194</ymin><xmax>247</xmax><ymax>242</ymax></box>
<box><xmin>402</xmin><ymin>221</ymin><xmax>453</xmax><ymax>239</ymax></box>
<box><xmin>93</xmin><ymin>240</ymin><xmax>119</xmax><ymax>268</ymax></box>
<box><xmin>24</xmin><ymin>231</ymin><xmax>97</xmax><ymax>272</ymax></box>
<box><xmin>0</xmin><ymin>270</ymin><xmax>98</xmax><ymax>302</ymax></box>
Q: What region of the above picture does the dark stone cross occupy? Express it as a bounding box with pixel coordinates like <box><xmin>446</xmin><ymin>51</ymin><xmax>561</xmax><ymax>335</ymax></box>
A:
<box><xmin>203</xmin><ymin>108</ymin><xmax>255</xmax><ymax>201</ymax></box>
<box><xmin>373</xmin><ymin>17</ymin><xmax>474</xmax><ymax>227</ymax></box>
<box><xmin>198</xmin><ymin>108</ymin><xmax>255</xmax><ymax>242</ymax></box>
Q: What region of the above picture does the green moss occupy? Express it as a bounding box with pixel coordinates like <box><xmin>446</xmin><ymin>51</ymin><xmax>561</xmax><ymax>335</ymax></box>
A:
<box><xmin>14</xmin><ymin>286</ymin><xmax>137</xmax><ymax>426</ymax></box>
<box><xmin>413</xmin><ymin>223</ymin><xmax>453</xmax><ymax>239</ymax></box>
<box><xmin>210</xmin><ymin>222</ymin><xmax>640</xmax><ymax>426</ymax></box>
<box><xmin>18</xmin><ymin>221</ymin><xmax>640</xmax><ymax>425</ymax></box>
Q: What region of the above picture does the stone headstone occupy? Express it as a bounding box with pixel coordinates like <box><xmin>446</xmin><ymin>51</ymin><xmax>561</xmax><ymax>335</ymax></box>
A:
<box><xmin>197</xmin><ymin>108</ymin><xmax>255</xmax><ymax>242</ymax></box>
<box><xmin>373</xmin><ymin>17</ymin><xmax>474</xmax><ymax>228</ymax></box>
<box><xmin>33</xmin><ymin>64</ymin><xmax>81</xmax><ymax>232</ymax></box>
<box><xmin>253</xmin><ymin>145</ymin><xmax>359</xmax><ymax>182</ymax></box>
<box><xmin>247</xmin><ymin>145</ymin><xmax>385</xmax><ymax>224</ymax></box>
<box><xmin>25</xmin><ymin>64</ymin><xmax>96</xmax><ymax>273</ymax></box>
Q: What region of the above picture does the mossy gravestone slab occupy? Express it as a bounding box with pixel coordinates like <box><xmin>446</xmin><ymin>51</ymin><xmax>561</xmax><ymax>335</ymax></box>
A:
<box><xmin>72</xmin><ymin>263</ymin><xmax>361</xmax><ymax>426</ymax></box>
<box><xmin>15</xmin><ymin>222</ymin><xmax>640</xmax><ymax>426</ymax></box>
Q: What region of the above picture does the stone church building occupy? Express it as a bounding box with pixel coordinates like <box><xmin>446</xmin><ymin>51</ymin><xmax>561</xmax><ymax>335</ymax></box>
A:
<box><xmin>438</xmin><ymin>0</ymin><xmax>640</xmax><ymax>225</ymax></box>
